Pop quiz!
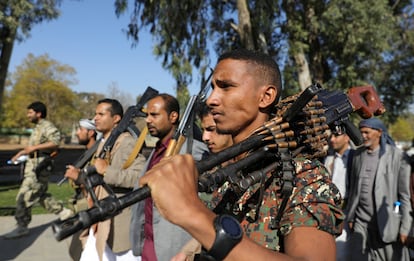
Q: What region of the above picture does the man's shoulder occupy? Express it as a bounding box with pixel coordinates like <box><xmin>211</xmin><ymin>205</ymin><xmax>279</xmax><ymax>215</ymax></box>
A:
<box><xmin>38</xmin><ymin>119</ymin><xmax>60</xmax><ymax>138</ymax></box>
<box><xmin>118</xmin><ymin>131</ymin><xmax>134</xmax><ymax>140</ymax></box>
<box><xmin>293</xmin><ymin>158</ymin><xmax>341</xmax><ymax>200</ymax></box>
<box><xmin>350</xmin><ymin>146</ymin><xmax>364</xmax><ymax>158</ymax></box>
<box><xmin>181</xmin><ymin>138</ymin><xmax>209</xmax><ymax>160</ymax></box>
<box><xmin>283</xmin><ymin>159</ymin><xmax>344</xmax><ymax>234</ymax></box>
<box><xmin>191</xmin><ymin>139</ymin><xmax>208</xmax><ymax>151</ymax></box>
<box><xmin>384</xmin><ymin>144</ymin><xmax>406</xmax><ymax>159</ymax></box>
<box><xmin>294</xmin><ymin>158</ymin><xmax>328</xmax><ymax>176</ymax></box>
<box><xmin>39</xmin><ymin>119</ymin><xmax>57</xmax><ymax>128</ymax></box>
<box><xmin>323</xmin><ymin>155</ymin><xmax>334</xmax><ymax>166</ymax></box>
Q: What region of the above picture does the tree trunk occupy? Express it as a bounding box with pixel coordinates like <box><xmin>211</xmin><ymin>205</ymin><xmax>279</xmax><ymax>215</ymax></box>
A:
<box><xmin>0</xmin><ymin>26</ymin><xmax>16</xmax><ymax>111</ymax></box>
<box><xmin>294</xmin><ymin>51</ymin><xmax>312</xmax><ymax>90</ymax></box>
<box><xmin>236</xmin><ymin>0</ymin><xmax>255</xmax><ymax>50</ymax></box>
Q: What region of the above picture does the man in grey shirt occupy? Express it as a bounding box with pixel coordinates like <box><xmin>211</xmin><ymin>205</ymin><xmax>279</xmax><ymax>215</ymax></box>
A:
<box><xmin>346</xmin><ymin>118</ymin><xmax>412</xmax><ymax>261</ymax></box>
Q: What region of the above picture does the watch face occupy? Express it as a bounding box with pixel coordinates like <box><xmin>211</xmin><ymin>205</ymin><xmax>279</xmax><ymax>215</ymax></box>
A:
<box><xmin>221</xmin><ymin>215</ymin><xmax>242</xmax><ymax>238</ymax></box>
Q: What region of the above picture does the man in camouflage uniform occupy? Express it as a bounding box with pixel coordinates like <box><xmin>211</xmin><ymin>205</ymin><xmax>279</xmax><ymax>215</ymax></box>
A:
<box><xmin>138</xmin><ymin>49</ymin><xmax>344</xmax><ymax>260</ymax></box>
<box><xmin>4</xmin><ymin>101</ymin><xmax>72</xmax><ymax>239</ymax></box>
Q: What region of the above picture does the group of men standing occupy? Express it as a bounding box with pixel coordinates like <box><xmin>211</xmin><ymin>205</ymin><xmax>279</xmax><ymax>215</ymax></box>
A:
<box><xmin>325</xmin><ymin>118</ymin><xmax>413</xmax><ymax>261</ymax></box>
<box><xmin>2</xmin><ymin>48</ymin><xmax>413</xmax><ymax>261</ymax></box>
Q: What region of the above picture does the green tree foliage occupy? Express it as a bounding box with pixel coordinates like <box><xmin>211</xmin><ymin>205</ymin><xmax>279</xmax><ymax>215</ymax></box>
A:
<box><xmin>0</xmin><ymin>0</ymin><xmax>62</xmax><ymax>112</ymax></box>
<box><xmin>114</xmin><ymin>0</ymin><xmax>282</xmax><ymax>105</ymax></box>
<box><xmin>2</xmin><ymin>53</ymin><xmax>79</xmax><ymax>136</ymax></box>
<box><xmin>114</xmin><ymin>0</ymin><xmax>414</xmax><ymax>122</ymax></box>
<box><xmin>389</xmin><ymin>114</ymin><xmax>414</xmax><ymax>142</ymax></box>
<box><xmin>73</xmin><ymin>91</ymin><xmax>105</xmax><ymax>120</ymax></box>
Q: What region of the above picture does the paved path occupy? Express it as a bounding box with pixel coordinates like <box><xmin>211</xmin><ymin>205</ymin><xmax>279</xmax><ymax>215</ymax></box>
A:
<box><xmin>0</xmin><ymin>214</ymin><xmax>72</xmax><ymax>261</ymax></box>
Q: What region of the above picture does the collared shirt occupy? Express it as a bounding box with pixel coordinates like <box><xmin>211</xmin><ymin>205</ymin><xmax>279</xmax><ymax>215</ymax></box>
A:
<box><xmin>331</xmin><ymin>148</ymin><xmax>351</xmax><ymax>199</ymax></box>
<box><xmin>142</xmin><ymin>137</ymin><xmax>171</xmax><ymax>261</ymax></box>
<box><xmin>355</xmin><ymin>147</ymin><xmax>380</xmax><ymax>228</ymax></box>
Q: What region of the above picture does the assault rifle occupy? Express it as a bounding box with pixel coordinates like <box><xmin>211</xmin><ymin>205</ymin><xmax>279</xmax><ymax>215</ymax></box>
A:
<box><xmin>52</xmin><ymin>73</ymin><xmax>212</xmax><ymax>241</ymax></box>
<box><xmin>52</xmin><ymin>83</ymin><xmax>383</xmax><ymax>241</ymax></box>
<box><xmin>165</xmin><ymin>73</ymin><xmax>212</xmax><ymax>156</ymax></box>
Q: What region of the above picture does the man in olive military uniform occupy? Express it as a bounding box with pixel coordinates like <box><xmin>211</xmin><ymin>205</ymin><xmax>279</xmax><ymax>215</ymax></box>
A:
<box><xmin>4</xmin><ymin>101</ymin><xmax>72</xmax><ymax>239</ymax></box>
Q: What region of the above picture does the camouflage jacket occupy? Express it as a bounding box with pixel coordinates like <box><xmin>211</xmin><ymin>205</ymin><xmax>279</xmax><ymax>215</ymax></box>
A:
<box><xmin>29</xmin><ymin>119</ymin><xmax>61</xmax><ymax>148</ymax></box>
<box><xmin>206</xmin><ymin>157</ymin><xmax>344</xmax><ymax>251</ymax></box>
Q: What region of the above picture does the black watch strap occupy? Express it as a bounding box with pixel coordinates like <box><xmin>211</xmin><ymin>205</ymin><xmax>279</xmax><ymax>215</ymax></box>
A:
<box><xmin>206</xmin><ymin>214</ymin><xmax>243</xmax><ymax>260</ymax></box>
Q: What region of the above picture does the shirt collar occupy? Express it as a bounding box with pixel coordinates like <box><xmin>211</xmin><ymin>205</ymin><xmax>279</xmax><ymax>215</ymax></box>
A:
<box><xmin>334</xmin><ymin>146</ymin><xmax>351</xmax><ymax>159</ymax></box>
<box><xmin>156</xmin><ymin>136</ymin><xmax>172</xmax><ymax>150</ymax></box>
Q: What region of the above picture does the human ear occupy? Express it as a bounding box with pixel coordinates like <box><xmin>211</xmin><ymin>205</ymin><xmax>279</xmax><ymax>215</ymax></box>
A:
<box><xmin>259</xmin><ymin>85</ymin><xmax>277</xmax><ymax>109</ymax></box>
<box><xmin>169</xmin><ymin>111</ymin><xmax>179</xmax><ymax>125</ymax></box>
<box><xmin>113</xmin><ymin>114</ymin><xmax>122</xmax><ymax>124</ymax></box>
<box><xmin>88</xmin><ymin>129</ymin><xmax>95</xmax><ymax>138</ymax></box>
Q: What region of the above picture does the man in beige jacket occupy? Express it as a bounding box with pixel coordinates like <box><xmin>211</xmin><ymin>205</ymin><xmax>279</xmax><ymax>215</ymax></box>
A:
<box><xmin>65</xmin><ymin>98</ymin><xmax>146</xmax><ymax>261</ymax></box>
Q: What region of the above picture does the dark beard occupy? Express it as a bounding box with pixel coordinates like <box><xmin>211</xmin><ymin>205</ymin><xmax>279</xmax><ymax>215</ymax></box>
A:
<box><xmin>78</xmin><ymin>138</ymin><xmax>89</xmax><ymax>146</ymax></box>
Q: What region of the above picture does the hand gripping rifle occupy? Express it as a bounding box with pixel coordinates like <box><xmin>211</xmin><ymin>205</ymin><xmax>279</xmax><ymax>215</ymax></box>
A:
<box><xmin>52</xmin><ymin>83</ymin><xmax>383</xmax><ymax>241</ymax></box>
<box><xmin>52</xmin><ymin>73</ymin><xmax>212</xmax><ymax>241</ymax></box>
<box><xmin>56</xmin><ymin>141</ymin><xmax>101</xmax><ymax>186</ymax></box>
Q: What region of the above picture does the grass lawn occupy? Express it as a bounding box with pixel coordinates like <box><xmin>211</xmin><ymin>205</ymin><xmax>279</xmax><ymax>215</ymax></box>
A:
<box><xmin>0</xmin><ymin>182</ymin><xmax>74</xmax><ymax>216</ymax></box>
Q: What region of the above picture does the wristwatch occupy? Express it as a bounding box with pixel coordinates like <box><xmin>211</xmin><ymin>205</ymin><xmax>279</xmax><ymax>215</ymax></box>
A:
<box><xmin>206</xmin><ymin>214</ymin><xmax>243</xmax><ymax>260</ymax></box>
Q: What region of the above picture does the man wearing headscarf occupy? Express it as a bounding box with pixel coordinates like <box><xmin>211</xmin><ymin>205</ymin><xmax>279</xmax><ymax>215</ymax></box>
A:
<box><xmin>67</xmin><ymin>118</ymin><xmax>97</xmax><ymax>261</ymax></box>
<box><xmin>77</xmin><ymin>119</ymin><xmax>98</xmax><ymax>147</ymax></box>
<box><xmin>346</xmin><ymin>117</ymin><xmax>413</xmax><ymax>260</ymax></box>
